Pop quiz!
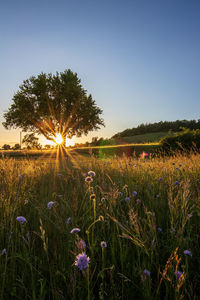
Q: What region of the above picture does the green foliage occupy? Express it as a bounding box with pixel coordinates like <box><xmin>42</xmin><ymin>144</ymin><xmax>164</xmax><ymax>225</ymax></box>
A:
<box><xmin>115</xmin><ymin>131</ymin><xmax>170</xmax><ymax>144</ymax></box>
<box><xmin>3</xmin><ymin>69</ymin><xmax>104</xmax><ymax>144</ymax></box>
<box><xmin>160</xmin><ymin>128</ymin><xmax>200</xmax><ymax>151</ymax></box>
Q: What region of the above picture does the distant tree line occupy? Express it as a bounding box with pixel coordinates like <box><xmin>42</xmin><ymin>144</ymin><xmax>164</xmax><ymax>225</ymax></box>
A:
<box><xmin>112</xmin><ymin>119</ymin><xmax>200</xmax><ymax>138</ymax></box>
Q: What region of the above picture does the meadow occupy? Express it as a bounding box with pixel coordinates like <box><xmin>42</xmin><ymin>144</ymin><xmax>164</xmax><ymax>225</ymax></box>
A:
<box><xmin>0</xmin><ymin>151</ymin><xmax>200</xmax><ymax>299</ymax></box>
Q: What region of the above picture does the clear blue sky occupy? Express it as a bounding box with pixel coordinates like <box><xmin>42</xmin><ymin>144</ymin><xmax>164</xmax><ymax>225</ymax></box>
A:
<box><xmin>0</xmin><ymin>0</ymin><xmax>200</xmax><ymax>146</ymax></box>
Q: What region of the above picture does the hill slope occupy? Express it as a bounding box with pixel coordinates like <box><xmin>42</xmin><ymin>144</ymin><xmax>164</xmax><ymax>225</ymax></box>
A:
<box><xmin>112</xmin><ymin>119</ymin><xmax>200</xmax><ymax>138</ymax></box>
<box><xmin>112</xmin><ymin>131</ymin><xmax>170</xmax><ymax>144</ymax></box>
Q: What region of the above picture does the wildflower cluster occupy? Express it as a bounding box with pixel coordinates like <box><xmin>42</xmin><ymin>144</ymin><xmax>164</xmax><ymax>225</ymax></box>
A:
<box><xmin>75</xmin><ymin>253</ymin><xmax>90</xmax><ymax>270</ymax></box>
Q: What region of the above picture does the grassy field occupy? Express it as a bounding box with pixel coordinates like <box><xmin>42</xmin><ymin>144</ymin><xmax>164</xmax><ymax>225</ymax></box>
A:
<box><xmin>0</xmin><ymin>151</ymin><xmax>200</xmax><ymax>299</ymax></box>
<box><xmin>113</xmin><ymin>131</ymin><xmax>171</xmax><ymax>144</ymax></box>
<box><xmin>0</xmin><ymin>143</ymin><xmax>161</xmax><ymax>159</ymax></box>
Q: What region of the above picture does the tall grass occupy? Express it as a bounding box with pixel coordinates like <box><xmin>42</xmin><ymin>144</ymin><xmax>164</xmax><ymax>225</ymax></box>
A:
<box><xmin>0</xmin><ymin>152</ymin><xmax>200</xmax><ymax>299</ymax></box>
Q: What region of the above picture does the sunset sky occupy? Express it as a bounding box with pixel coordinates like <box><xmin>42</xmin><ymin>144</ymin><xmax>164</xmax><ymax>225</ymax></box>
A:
<box><xmin>0</xmin><ymin>0</ymin><xmax>200</xmax><ymax>146</ymax></box>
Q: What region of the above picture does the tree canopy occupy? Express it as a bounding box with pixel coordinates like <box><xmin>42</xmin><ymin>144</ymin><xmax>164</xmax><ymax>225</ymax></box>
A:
<box><xmin>3</xmin><ymin>69</ymin><xmax>104</xmax><ymax>145</ymax></box>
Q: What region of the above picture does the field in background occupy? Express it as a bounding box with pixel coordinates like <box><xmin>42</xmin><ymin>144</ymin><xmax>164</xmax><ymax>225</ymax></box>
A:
<box><xmin>0</xmin><ymin>142</ymin><xmax>161</xmax><ymax>159</ymax></box>
<box><xmin>0</xmin><ymin>152</ymin><xmax>200</xmax><ymax>299</ymax></box>
<box><xmin>113</xmin><ymin>131</ymin><xmax>170</xmax><ymax>144</ymax></box>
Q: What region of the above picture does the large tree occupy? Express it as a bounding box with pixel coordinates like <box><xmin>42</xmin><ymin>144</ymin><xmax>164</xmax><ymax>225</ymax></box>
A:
<box><xmin>3</xmin><ymin>69</ymin><xmax>104</xmax><ymax>146</ymax></box>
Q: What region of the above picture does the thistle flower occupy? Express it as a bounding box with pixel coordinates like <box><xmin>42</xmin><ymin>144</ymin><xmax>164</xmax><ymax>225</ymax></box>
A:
<box><xmin>1</xmin><ymin>248</ymin><xmax>6</xmax><ymax>255</ymax></box>
<box><xmin>124</xmin><ymin>197</ymin><xmax>130</xmax><ymax>202</ymax></box>
<box><xmin>184</xmin><ymin>250</ymin><xmax>192</xmax><ymax>257</ymax></box>
<box><xmin>144</xmin><ymin>269</ymin><xmax>151</xmax><ymax>277</ymax></box>
<box><xmin>136</xmin><ymin>198</ymin><xmax>141</xmax><ymax>205</ymax></box>
<box><xmin>47</xmin><ymin>201</ymin><xmax>55</xmax><ymax>209</ymax></box>
<box><xmin>85</xmin><ymin>176</ymin><xmax>93</xmax><ymax>183</ymax></box>
<box><xmin>70</xmin><ymin>228</ymin><xmax>80</xmax><ymax>234</ymax></box>
<box><xmin>16</xmin><ymin>216</ymin><xmax>26</xmax><ymax>224</ymax></box>
<box><xmin>67</xmin><ymin>217</ymin><xmax>71</xmax><ymax>224</ymax></box>
<box><xmin>88</xmin><ymin>171</ymin><xmax>96</xmax><ymax>177</ymax></box>
<box><xmin>75</xmin><ymin>252</ymin><xmax>90</xmax><ymax>270</ymax></box>
<box><xmin>100</xmin><ymin>241</ymin><xmax>107</xmax><ymax>248</ymax></box>
<box><xmin>132</xmin><ymin>191</ymin><xmax>137</xmax><ymax>197</ymax></box>
<box><xmin>175</xmin><ymin>270</ymin><xmax>183</xmax><ymax>279</ymax></box>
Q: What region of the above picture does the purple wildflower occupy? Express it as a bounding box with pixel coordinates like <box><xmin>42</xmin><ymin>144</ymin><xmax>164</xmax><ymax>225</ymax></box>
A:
<box><xmin>157</xmin><ymin>227</ymin><xmax>162</xmax><ymax>233</ymax></box>
<box><xmin>124</xmin><ymin>197</ymin><xmax>130</xmax><ymax>202</ymax></box>
<box><xmin>132</xmin><ymin>191</ymin><xmax>137</xmax><ymax>197</ymax></box>
<box><xmin>136</xmin><ymin>198</ymin><xmax>141</xmax><ymax>205</ymax></box>
<box><xmin>16</xmin><ymin>216</ymin><xmax>26</xmax><ymax>224</ymax></box>
<box><xmin>70</xmin><ymin>228</ymin><xmax>80</xmax><ymax>234</ymax></box>
<box><xmin>184</xmin><ymin>250</ymin><xmax>192</xmax><ymax>257</ymax></box>
<box><xmin>174</xmin><ymin>181</ymin><xmax>179</xmax><ymax>186</ymax></box>
<box><xmin>57</xmin><ymin>173</ymin><xmax>62</xmax><ymax>177</ymax></box>
<box><xmin>158</xmin><ymin>177</ymin><xmax>163</xmax><ymax>181</ymax></box>
<box><xmin>67</xmin><ymin>217</ymin><xmax>71</xmax><ymax>224</ymax></box>
<box><xmin>144</xmin><ymin>269</ymin><xmax>151</xmax><ymax>277</ymax></box>
<box><xmin>100</xmin><ymin>241</ymin><xmax>107</xmax><ymax>248</ymax></box>
<box><xmin>118</xmin><ymin>192</ymin><xmax>123</xmax><ymax>197</ymax></box>
<box><xmin>47</xmin><ymin>201</ymin><xmax>55</xmax><ymax>209</ymax></box>
<box><xmin>88</xmin><ymin>171</ymin><xmax>96</xmax><ymax>177</ymax></box>
<box><xmin>85</xmin><ymin>176</ymin><xmax>93</xmax><ymax>183</ymax></box>
<box><xmin>75</xmin><ymin>252</ymin><xmax>90</xmax><ymax>270</ymax></box>
<box><xmin>1</xmin><ymin>248</ymin><xmax>6</xmax><ymax>255</ymax></box>
<box><xmin>175</xmin><ymin>271</ymin><xmax>183</xmax><ymax>279</ymax></box>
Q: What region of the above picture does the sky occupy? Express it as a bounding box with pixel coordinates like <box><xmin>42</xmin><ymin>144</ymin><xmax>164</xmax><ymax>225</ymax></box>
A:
<box><xmin>0</xmin><ymin>0</ymin><xmax>200</xmax><ymax>146</ymax></box>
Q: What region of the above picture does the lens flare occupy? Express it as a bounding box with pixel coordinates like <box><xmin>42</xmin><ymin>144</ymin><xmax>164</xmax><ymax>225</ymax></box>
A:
<box><xmin>55</xmin><ymin>133</ymin><xmax>63</xmax><ymax>145</ymax></box>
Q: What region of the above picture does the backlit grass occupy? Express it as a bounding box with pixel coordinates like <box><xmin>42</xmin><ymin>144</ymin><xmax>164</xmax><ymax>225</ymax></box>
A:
<box><xmin>0</xmin><ymin>152</ymin><xmax>200</xmax><ymax>299</ymax></box>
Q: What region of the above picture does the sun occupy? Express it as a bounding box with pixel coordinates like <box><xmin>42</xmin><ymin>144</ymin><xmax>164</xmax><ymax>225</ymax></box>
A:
<box><xmin>55</xmin><ymin>133</ymin><xmax>63</xmax><ymax>145</ymax></box>
<box><xmin>45</xmin><ymin>134</ymin><xmax>74</xmax><ymax>147</ymax></box>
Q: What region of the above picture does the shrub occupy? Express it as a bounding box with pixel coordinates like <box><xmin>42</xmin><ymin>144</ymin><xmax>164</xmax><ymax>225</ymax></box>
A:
<box><xmin>160</xmin><ymin>128</ymin><xmax>200</xmax><ymax>152</ymax></box>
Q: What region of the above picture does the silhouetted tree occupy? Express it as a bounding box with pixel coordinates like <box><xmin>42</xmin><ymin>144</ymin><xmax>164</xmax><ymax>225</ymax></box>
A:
<box><xmin>2</xmin><ymin>144</ymin><xmax>11</xmax><ymax>150</ymax></box>
<box><xmin>3</xmin><ymin>69</ymin><xmax>105</xmax><ymax>147</ymax></box>
<box><xmin>22</xmin><ymin>133</ymin><xmax>41</xmax><ymax>149</ymax></box>
<box><xmin>13</xmin><ymin>143</ymin><xmax>21</xmax><ymax>150</ymax></box>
